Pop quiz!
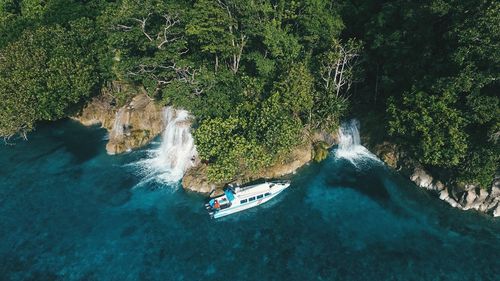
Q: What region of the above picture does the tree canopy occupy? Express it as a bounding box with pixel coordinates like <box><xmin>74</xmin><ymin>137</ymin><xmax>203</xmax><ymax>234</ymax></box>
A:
<box><xmin>0</xmin><ymin>23</ymin><xmax>99</xmax><ymax>138</ymax></box>
<box><xmin>1</xmin><ymin>0</ymin><xmax>497</xmax><ymax>187</ymax></box>
<box><xmin>341</xmin><ymin>0</ymin><xmax>499</xmax><ymax>188</ymax></box>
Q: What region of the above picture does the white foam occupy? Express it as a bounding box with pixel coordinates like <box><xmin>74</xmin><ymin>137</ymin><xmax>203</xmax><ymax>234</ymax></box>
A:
<box><xmin>131</xmin><ymin>107</ymin><xmax>198</xmax><ymax>187</ymax></box>
<box><xmin>335</xmin><ymin>119</ymin><xmax>380</xmax><ymax>168</ymax></box>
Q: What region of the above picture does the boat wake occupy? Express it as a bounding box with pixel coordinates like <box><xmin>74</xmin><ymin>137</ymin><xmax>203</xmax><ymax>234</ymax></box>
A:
<box><xmin>334</xmin><ymin>119</ymin><xmax>380</xmax><ymax>168</ymax></box>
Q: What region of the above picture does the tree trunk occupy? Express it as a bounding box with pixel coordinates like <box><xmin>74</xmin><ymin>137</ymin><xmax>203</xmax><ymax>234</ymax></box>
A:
<box><xmin>215</xmin><ymin>54</ymin><xmax>219</xmax><ymax>73</ymax></box>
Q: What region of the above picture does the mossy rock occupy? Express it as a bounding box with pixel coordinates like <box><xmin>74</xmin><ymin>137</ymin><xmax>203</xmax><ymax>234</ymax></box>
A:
<box><xmin>312</xmin><ymin>141</ymin><xmax>329</xmax><ymax>162</ymax></box>
<box><xmin>128</xmin><ymin>129</ymin><xmax>151</xmax><ymax>146</ymax></box>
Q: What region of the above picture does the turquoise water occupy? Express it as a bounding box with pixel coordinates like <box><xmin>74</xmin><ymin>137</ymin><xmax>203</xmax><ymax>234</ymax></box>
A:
<box><xmin>1</xmin><ymin>120</ymin><xmax>499</xmax><ymax>281</ymax></box>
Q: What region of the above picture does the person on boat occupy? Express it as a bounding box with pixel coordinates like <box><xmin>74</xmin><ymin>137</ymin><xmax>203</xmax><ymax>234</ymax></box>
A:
<box><xmin>214</xmin><ymin>200</ymin><xmax>220</xmax><ymax>209</ymax></box>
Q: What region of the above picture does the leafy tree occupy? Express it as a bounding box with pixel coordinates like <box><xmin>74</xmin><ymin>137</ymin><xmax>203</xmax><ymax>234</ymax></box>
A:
<box><xmin>261</xmin><ymin>20</ymin><xmax>301</xmax><ymax>62</ymax></box>
<box><xmin>186</xmin><ymin>0</ymin><xmax>236</xmax><ymax>71</ymax></box>
<box><xmin>387</xmin><ymin>91</ymin><xmax>468</xmax><ymax>167</ymax></box>
<box><xmin>457</xmin><ymin>146</ymin><xmax>499</xmax><ymax>188</ymax></box>
<box><xmin>0</xmin><ymin>24</ymin><xmax>99</xmax><ymax>138</ymax></box>
<box><xmin>274</xmin><ymin>62</ymin><xmax>314</xmax><ymax>118</ymax></box>
<box><xmin>20</xmin><ymin>0</ymin><xmax>47</xmax><ymax>19</ymax></box>
<box><xmin>194</xmin><ymin>116</ymin><xmax>272</xmax><ymax>182</ymax></box>
<box><xmin>295</xmin><ymin>0</ymin><xmax>344</xmax><ymax>51</ymax></box>
<box><xmin>255</xmin><ymin>93</ymin><xmax>303</xmax><ymax>156</ymax></box>
<box><xmin>341</xmin><ymin>0</ymin><xmax>499</xmax><ymax>187</ymax></box>
<box><xmin>103</xmin><ymin>0</ymin><xmax>191</xmax><ymax>98</ymax></box>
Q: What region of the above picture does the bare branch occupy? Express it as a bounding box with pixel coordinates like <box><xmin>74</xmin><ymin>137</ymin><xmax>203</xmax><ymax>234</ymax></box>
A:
<box><xmin>157</xmin><ymin>14</ymin><xmax>181</xmax><ymax>49</ymax></box>
<box><xmin>131</xmin><ymin>13</ymin><xmax>153</xmax><ymax>41</ymax></box>
<box><xmin>116</xmin><ymin>24</ymin><xmax>133</xmax><ymax>31</ymax></box>
<box><xmin>320</xmin><ymin>41</ymin><xmax>360</xmax><ymax>100</ymax></box>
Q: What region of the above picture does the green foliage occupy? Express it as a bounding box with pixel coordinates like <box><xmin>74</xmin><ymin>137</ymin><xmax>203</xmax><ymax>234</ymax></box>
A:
<box><xmin>103</xmin><ymin>0</ymin><xmax>189</xmax><ymax>95</ymax></box>
<box><xmin>1</xmin><ymin>0</ymin><xmax>107</xmax><ymax>48</ymax></box>
<box><xmin>295</xmin><ymin>0</ymin><xmax>344</xmax><ymax>51</ymax></box>
<box><xmin>342</xmin><ymin>0</ymin><xmax>499</xmax><ymax>187</ymax></box>
<box><xmin>0</xmin><ymin>0</ymin><xmax>363</xmax><ymax>183</ymax></box>
<box><xmin>186</xmin><ymin>0</ymin><xmax>235</xmax><ymax>60</ymax></box>
<box><xmin>256</xmin><ymin>93</ymin><xmax>303</xmax><ymax>155</ymax></box>
<box><xmin>387</xmin><ymin>91</ymin><xmax>468</xmax><ymax>167</ymax></box>
<box><xmin>457</xmin><ymin>147</ymin><xmax>499</xmax><ymax>189</ymax></box>
<box><xmin>194</xmin><ymin>116</ymin><xmax>273</xmax><ymax>182</ymax></box>
<box><xmin>20</xmin><ymin>0</ymin><xmax>47</xmax><ymax>19</ymax></box>
<box><xmin>312</xmin><ymin>38</ymin><xmax>361</xmax><ymax>131</ymax></box>
<box><xmin>274</xmin><ymin>63</ymin><xmax>314</xmax><ymax>118</ymax></box>
<box><xmin>0</xmin><ymin>24</ymin><xmax>99</xmax><ymax>138</ymax></box>
<box><xmin>261</xmin><ymin>20</ymin><xmax>301</xmax><ymax>61</ymax></box>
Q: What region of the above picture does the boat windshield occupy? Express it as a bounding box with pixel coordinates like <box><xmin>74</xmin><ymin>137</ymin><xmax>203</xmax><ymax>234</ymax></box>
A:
<box><xmin>224</xmin><ymin>189</ymin><xmax>235</xmax><ymax>202</ymax></box>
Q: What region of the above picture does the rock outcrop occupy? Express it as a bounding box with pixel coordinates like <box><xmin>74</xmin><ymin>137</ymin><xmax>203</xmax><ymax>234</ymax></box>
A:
<box><xmin>76</xmin><ymin>82</ymin><xmax>337</xmax><ymax>194</ymax></box>
<box><xmin>182</xmin><ymin>131</ymin><xmax>337</xmax><ymax>195</ymax></box>
<box><xmin>373</xmin><ymin>142</ymin><xmax>399</xmax><ymax>169</ymax></box>
<box><xmin>372</xmin><ymin>142</ymin><xmax>500</xmax><ymax>217</ymax></box>
<box><xmin>182</xmin><ymin>164</ymin><xmax>220</xmax><ymax>195</ymax></box>
<box><xmin>74</xmin><ymin>82</ymin><xmax>164</xmax><ymax>154</ymax></box>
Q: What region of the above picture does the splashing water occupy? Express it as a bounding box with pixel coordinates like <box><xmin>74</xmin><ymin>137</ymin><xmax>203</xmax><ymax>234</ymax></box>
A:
<box><xmin>335</xmin><ymin>119</ymin><xmax>380</xmax><ymax>167</ymax></box>
<box><xmin>133</xmin><ymin>107</ymin><xmax>198</xmax><ymax>187</ymax></box>
<box><xmin>338</xmin><ymin>119</ymin><xmax>361</xmax><ymax>149</ymax></box>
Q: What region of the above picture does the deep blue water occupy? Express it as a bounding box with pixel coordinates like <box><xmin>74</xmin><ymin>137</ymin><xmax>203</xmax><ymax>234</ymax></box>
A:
<box><xmin>1</xmin><ymin>120</ymin><xmax>499</xmax><ymax>281</ymax></box>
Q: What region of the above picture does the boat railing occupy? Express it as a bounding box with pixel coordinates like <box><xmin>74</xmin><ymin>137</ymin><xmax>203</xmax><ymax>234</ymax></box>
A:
<box><xmin>234</xmin><ymin>180</ymin><xmax>290</xmax><ymax>192</ymax></box>
<box><xmin>271</xmin><ymin>180</ymin><xmax>291</xmax><ymax>185</ymax></box>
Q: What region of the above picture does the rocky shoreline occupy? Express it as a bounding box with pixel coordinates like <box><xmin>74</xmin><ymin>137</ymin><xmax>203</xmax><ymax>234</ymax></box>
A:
<box><xmin>182</xmin><ymin>141</ymin><xmax>316</xmax><ymax>196</ymax></box>
<box><xmin>74</xmin><ymin>82</ymin><xmax>164</xmax><ymax>155</ymax></box>
<box><xmin>74</xmin><ymin>92</ymin><xmax>499</xmax><ymax>217</ymax></box>
<box><xmin>374</xmin><ymin>142</ymin><xmax>500</xmax><ymax>217</ymax></box>
<box><xmin>182</xmin><ymin>131</ymin><xmax>338</xmax><ymax>196</ymax></box>
<box><xmin>74</xmin><ymin>84</ymin><xmax>338</xmax><ymax>196</ymax></box>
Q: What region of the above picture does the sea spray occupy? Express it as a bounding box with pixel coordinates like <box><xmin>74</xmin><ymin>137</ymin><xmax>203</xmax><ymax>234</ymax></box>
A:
<box><xmin>132</xmin><ymin>107</ymin><xmax>198</xmax><ymax>187</ymax></box>
<box><xmin>156</xmin><ymin>107</ymin><xmax>197</xmax><ymax>176</ymax></box>
<box><xmin>335</xmin><ymin>119</ymin><xmax>380</xmax><ymax>167</ymax></box>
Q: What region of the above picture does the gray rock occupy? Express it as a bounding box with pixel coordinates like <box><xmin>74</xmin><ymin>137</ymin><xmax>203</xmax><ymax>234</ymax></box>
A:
<box><xmin>486</xmin><ymin>199</ymin><xmax>499</xmax><ymax>211</ymax></box>
<box><xmin>494</xmin><ymin>203</ymin><xmax>500</xmax><ymax>217</ymax></box>
<box><xmin>490</xmin><ymin>186</ymin><xmax>500</xmax><ymax>198</ymax></box>
<box><xmin>435</xmin><ymin>181</ymin><xmax>445</xmax><ymax>191</ymax></box>
<box><xmin>411</xmin><ymin>167</ymin><xmax>434</xmax><ymax>190</ymax></box>
<box><xmin>439</xmin><ymin>188</ymin><xmax>460</xmax><ymax>208</ymax></box>
<box><xmin>463</xmin><ymin>190</ymin><xmax>478</xmax><ymax>210</ymax></box>
<box><xmin>464</xmin><ymin>184</ymin><xmax>476</xmax><ymax>192</ymax></box>
<box><xmin>476</xmin><ymin>189</ymin><xmax>490</xmax><ymax>212</ymax></box>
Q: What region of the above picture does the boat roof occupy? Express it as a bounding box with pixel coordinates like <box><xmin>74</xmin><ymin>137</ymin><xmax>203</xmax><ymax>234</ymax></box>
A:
<box><xmin>234</xmin><ymin>182</ymin><xmax>274</xmax><ymax>197</ymax></box>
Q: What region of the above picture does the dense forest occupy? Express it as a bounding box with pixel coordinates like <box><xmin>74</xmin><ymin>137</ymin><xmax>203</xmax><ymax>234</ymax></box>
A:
<box><xmin>0</xmin><ymin>0</ymin><xmax>498</xmax><ymax>187</ymax></box>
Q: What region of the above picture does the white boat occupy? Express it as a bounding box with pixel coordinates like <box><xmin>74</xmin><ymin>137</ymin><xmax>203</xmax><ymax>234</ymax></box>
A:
<box><xmin>205</xmin><ymin>180</ymin><xmax>291</xmax><ymax>218</ymax></box>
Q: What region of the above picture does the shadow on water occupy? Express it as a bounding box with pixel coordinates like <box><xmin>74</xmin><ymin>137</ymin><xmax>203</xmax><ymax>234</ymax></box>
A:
<box><xmin>324</xmin><ymin>159</ymin><xmax>390</xmax><ymax>202</ymax></box>
<box><xmin>42</xmin><ymin>119</ymin><xmax>105</xmax><ymax>163</ymax></box>
<box><xmin>3</xmin><ymin>119</ymin><xmax>105</xmax><ymax>165</ymax></box>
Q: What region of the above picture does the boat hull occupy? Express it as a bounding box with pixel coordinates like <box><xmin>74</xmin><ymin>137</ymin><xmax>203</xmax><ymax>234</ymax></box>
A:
<box><xmin>212</xmin><ymin>183</ymin><xmax>288</xmax><ymax>218</ymax></box>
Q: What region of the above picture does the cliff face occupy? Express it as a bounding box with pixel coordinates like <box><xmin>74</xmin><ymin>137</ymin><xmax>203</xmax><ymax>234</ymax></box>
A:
<box><xmin>74</xmin><ymin>82</ymin><xmax>164</xmax><ymax>154</ymax></box>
